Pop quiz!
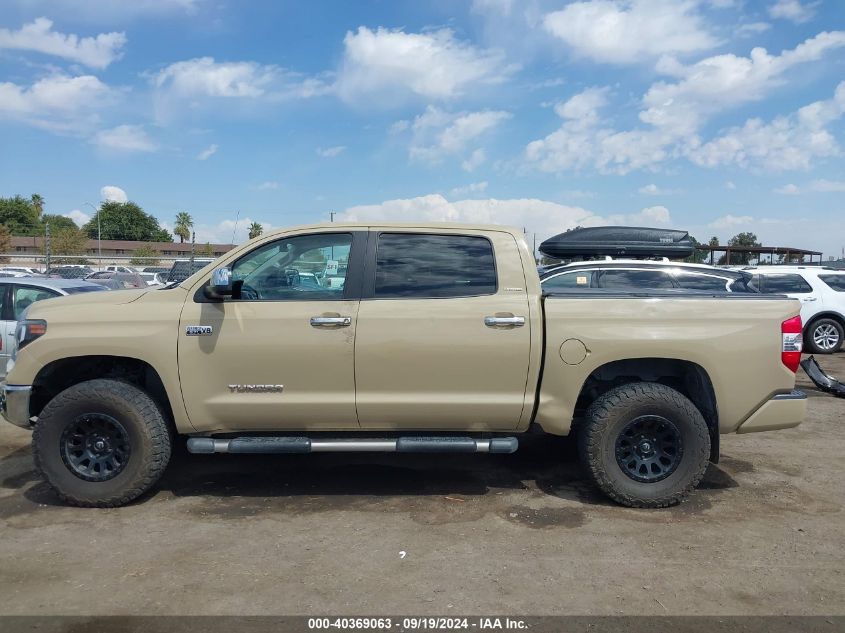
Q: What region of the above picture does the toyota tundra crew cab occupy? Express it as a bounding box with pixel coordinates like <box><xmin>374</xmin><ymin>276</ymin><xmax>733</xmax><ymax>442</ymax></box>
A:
<box><xmin>0</xmin><ymin>223</ymin><xmax>807</xmax><ymax>508</ymax></box>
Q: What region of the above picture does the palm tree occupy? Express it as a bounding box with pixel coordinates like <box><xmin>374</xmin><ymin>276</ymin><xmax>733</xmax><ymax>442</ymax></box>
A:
<box><xmin>30</xmin><ymin>194</ymin><xmax>44</xmax><ymax>217</ymax></box>
<box><xmin>174</xmin><ymin>212</ymin><xmax>193</xmax><ymax>243</ymax></box>
<box><xmin>248</xmin><ymin>222</ymin><xmax>263</xmax><ymax>240</ymax></box>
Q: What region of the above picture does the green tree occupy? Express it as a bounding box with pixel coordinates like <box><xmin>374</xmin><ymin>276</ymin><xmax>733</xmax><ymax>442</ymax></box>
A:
<box><xmin>130</xmin><ymin>244</ymin><xmax>162</xmax><ymax>266</ymax></box>
<box><xmin>41</xmin><ymin>214</ymin><xmax>78</xmax><ymax>232</ymax></box>
<box><xmin>718</xmin><ymin>232</ymin><xmax>761</xmax><ymax>265</ymax></box>
<box><xmin>30</xmin><ymin>194</ymin><xmax>44</xmax><ymax>218</ymax></box>
<box><xmin>0</xmin><ymin>195</ymin><xmax>40</xmax><ymax>235</ymax></box>
<box><xmin>684</xmin><ymin>236</ymin><xmax>709</xmax><ymax>264</ymax></box>
<box><xmin>248</xmin><ymin>222</ymin><xmax>263</xmax><ymax>239</ymax></box>
<box><xmin>199</xmin><ymin>242</ymin><xmax>214</xmax><ymax>257</ymax></box>
<box><xmin>49</xmin><ymin>227</ymin><xmax>90</xmax><ymax>265</ymax></box>
<box><xmin>0</xmin><ymin>225</ymin><xmax>11</xmax><ymax>263</ymax></box>
<box><xmin>83</xmin><ymin>201</ymin><xmax>172</xmax><ymax>242</ymax></box>
<box><xmin>174</xmin><ymin>211</ymin><xmax>193</xmax><ymax>243</ymax></box>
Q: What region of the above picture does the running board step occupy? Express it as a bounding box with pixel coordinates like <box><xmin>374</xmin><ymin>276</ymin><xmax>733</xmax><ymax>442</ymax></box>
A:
<box><xmin>187</xmin><ymin>436</ymin><xmax>519</xmax><ymax>455</ymax></box>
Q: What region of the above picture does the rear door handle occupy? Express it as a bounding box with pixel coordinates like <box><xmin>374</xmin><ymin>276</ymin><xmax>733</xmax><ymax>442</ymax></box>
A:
<box><xmin>802</xmin><ymin>297</ymin><xmax>817</xmax><ymax>302</ymax></box>
<box><xmin>484</xmin><ymin>315</ymin><xmax>525</xmax><ymax>327</ymax></box>
<box><xmin>310</xmin><ymin>316</ymin><xmax>352</xmax><ymax>327</ymax></box>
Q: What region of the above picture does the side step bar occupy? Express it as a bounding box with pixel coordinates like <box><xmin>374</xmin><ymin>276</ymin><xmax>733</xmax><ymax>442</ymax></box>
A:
<box><xmin>187</xmin><ymin>436</ymin><xmax>519</xmax><ymax>455</ymax></box>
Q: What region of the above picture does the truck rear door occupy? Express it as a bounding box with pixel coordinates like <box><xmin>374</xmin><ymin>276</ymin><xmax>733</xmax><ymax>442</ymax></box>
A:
<box><xmin>353</xmin><ymin>229</ymin><xmax>532</xmax><ymax>430</ymax></box>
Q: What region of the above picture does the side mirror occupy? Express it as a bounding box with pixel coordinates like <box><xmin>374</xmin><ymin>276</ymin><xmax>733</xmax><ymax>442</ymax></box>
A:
<box><xmin>204</xmin><ymin>267</ymin><xmax>233</xmax><ymax>300</ymax></box>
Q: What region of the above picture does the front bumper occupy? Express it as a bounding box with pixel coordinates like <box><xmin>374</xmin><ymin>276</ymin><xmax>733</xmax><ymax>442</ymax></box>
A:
<box><xmin>0</xmin><ymin>382</ymin><xmax>34</xmax><ymax>429</ymax></box>
<box><xmin>736</xmin><ymin>390</ymin><xmax>806</xmax><ymax>434</ymax></box>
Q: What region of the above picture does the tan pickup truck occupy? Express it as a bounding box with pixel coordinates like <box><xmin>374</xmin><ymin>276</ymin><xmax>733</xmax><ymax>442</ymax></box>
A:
<box><xmin>1</xmin><ymin>223</ymin><xmax>807</xmax><ymax>508</ymax></box>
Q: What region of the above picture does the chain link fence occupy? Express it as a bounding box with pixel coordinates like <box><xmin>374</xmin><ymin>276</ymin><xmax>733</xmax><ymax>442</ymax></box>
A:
<box><xmin>0</xmin><ymin>253</ymin><xmax>218</xmax><ymax>282</ymax></box>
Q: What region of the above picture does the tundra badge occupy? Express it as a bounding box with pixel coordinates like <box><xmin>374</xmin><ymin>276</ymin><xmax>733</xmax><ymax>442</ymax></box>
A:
<box><xmin>185</xmin><ymin>325</ymin><xmax>213</xmax><ymax>336</ymax></box>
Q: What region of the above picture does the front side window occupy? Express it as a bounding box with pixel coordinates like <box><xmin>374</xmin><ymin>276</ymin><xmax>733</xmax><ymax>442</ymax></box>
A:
<box><xmin>375</xmin><ymin>233</ymin><xmax>497</xmax><ymax>298</ymax></box>
<box><xmin>231</xmin><ymin>233</ymin><xmax>352</xmax><ymax>300</ymax></box>
<box><xmin>542</xmin><ymin>270</ymin><xmax>594</xmax><ymax>290</ymax></box>
<box><xmin>13</xmin><ymin>286</ymin><xmax>59</xmax><ymax>319</ymax></box>
<box><xmin>600</xmin><ymin>270</ymin><xmax>675</xmax><ymax>289</ymax></box>
<box><xmin>673</xmin><ymin>273</ymin><xmax>730</xmax><ymax>291</ymax></box>
<box><xmin>820</xmin><ymin>275</ymin><xmax>845</xmax><ymax>292</ymax></box>
<box><xmin>760</xmin><ymin>274</ymin><xmax>813</xmax><ymax>294</ymax></box>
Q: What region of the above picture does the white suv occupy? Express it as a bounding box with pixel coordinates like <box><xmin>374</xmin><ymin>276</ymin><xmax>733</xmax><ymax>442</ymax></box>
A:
<box><xmin>746</xmin><ymin>266</ymin><xmax>845</xmax><ymax>354</ymax></box>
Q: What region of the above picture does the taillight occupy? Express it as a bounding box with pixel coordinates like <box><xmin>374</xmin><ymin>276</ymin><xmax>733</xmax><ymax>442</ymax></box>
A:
<box><xmin>782</xmin><ymin>316</ymin><xmax>803</xmax><ymax>373</ymax></box>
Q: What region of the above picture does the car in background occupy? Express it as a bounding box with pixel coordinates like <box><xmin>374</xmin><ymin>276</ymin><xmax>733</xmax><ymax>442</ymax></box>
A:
<box><xmin>0</xmin><ymin>278</ymin><xmax>106</xmax><ymax>377</ymax></box>
<box><xmin>540</xmin><ymin>259</ymin><xmax>758</xmax><ymax>294</ymax></box>
<box><xmin>0</xmin><ymin>266</ymin><xmax>43</xmax><ymax>277</ymax></box>
<box><xmin>140</xmin><ymin>271</ymin><xmax>166</xmax><ymax>286</ymax></box>
<box><xmin>744</xmin><ymin>266</ymin><xmax>845</xmax><ymax>354</ymax></box>
<box><xmin>106</xmin><ymin>265</ymin><xmax>139</xmax><ymax>274</ymax></box>
<box><xmin>50</xmin><ymin>265</ymin><xmax>95</xmax><ymax>279</ymax></box>
<box><xmin>85</xmin><ymin>271</ymin><xmax>147</xmax><ymax>290</ymax></box>
<box><xmin>142</xmin><ymin>266</ymin><xmax>170</xmax><ymax>275</ymax></box>
<box><xmin>167</xmin><ymin>258</ymin><xmax>215</xmax><ymax>283</ymax></box>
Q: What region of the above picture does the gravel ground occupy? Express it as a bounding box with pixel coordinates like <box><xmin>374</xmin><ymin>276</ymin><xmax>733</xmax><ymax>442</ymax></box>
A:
<box><xmin>1</xmin><ymin>354</ymin><xmax>843</xmax><ymax>616</ymax></box>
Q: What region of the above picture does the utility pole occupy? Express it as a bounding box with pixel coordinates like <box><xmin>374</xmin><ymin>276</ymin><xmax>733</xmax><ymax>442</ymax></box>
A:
<box><xmin>329</xmin><ymin>211</ymin><xmax>336</xmax><ymax>223</ymax></box>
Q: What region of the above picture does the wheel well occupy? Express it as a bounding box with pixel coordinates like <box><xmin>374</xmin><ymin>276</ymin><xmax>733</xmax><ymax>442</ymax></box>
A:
<box><xmin>804</xmin><ymin>312</ymin><xmax>845</xmax><ymax>332</ymax></box>
<box><xmin>574</xmin><ymin>358</ymin><xmax>719</xmax><ymax>462</ymax></box>
<box><xmin>30</xmin><ymin>356</ymin><xmax>174</xmax><ymax>426</ymax></box>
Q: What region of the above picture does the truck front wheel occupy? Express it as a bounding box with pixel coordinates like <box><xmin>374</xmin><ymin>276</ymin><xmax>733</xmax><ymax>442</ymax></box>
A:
<box><xmin>32</xmin><ymin>379</ymin><xmax>172</xmax><ymax>507</ymax></box>
<box><xmin>578</xmin><ymin>382</ymin><xmax>710</xmax><ymax>508</ymax></box>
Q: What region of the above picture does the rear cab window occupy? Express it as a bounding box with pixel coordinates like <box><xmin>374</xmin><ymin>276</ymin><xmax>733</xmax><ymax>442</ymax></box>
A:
<box><xmin>374</xmin><ymin>233</ymin><xmax>497</xmax><ymax>298</ymax></box>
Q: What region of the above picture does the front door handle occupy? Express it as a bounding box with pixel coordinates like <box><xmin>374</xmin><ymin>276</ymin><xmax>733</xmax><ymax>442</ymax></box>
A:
<box><xmin>310</xmin><ymin>316</ymin><xmax>352</xmax><ymax>327</ymax></box>
<box><xmin>484</xmin><ymin>315</ymin><xmax>526</xmax><ymax>328</ymax></box>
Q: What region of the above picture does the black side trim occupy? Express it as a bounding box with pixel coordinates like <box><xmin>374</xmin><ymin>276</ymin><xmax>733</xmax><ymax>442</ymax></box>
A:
<box><xmin>229</xmin><ymin>437</ymin><xmax>311</xmax><ymax>454</ymax></box>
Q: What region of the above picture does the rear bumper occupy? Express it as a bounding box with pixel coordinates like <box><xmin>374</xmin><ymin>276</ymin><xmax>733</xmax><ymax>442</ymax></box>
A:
<box><xmin>0</xmin><ymin>382</ymin><xmax>33</xmax><ymax>429</ymax></box>
<box><xmin>736</xmin><ymin>390</ymin><xmax>806</xmax><ymax>434</ymax></box>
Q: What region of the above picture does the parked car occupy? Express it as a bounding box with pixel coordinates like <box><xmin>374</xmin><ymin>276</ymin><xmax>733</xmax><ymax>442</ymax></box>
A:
<box><xmin>140</xmin><ymin>272</ymin><xmax>166</xmax><ymax>286</ymax></box>
<box><xmin>166</xmin><ymin>258</ymin><xmax>215</xmax><ymax>283</ymax></box>
<box><xmin>105</xmin><ymin>265</ymin><xmax>139</xmax><ymax>274</ymax></box>
<box><xmin>745</xmin><ymin>266</ymin><xmax>845</xmax><ymax>354</ymax></box>
<box><xmin>0</xmin><ymin>278</ymin><xmax>106</xmax><ymax>377</ymax></box>
<box><xmin>50</xmin><ymin>266</ymin><xmax>94</xmax><ymax>279</ymax></box>
<box><xmin>85</xmin><ymin>271</ymin><xmax>147</xmax><ymax>290</ymax></box>
<box><xmin>540</xmin><ymin>259</ymin><xmax>758</xmax><ymax>293</ymax></box>
<box><xmin>0</xmin><ymin>266</ymin><xmax>43</xmax><ymax>277</ymax></box>
<box><xmin>2</xmin><ymin>223</ymin><xmax>806</xmax><ymax>509</ymax></box>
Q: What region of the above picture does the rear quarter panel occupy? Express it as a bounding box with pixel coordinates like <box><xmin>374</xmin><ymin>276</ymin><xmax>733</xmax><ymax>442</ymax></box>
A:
<box><xmin>536</xmin><ymin>295</ymin><xmax>802</xmax><ymax>435</ymax></box>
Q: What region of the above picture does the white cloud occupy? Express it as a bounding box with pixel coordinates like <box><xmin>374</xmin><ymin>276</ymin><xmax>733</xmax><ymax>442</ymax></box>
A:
<box><xmin>256</xmin><ymin>181</ymin><xmax>279</xmax><ymax>190</ymax></box>
<box><xmin>317</xmin><ymin>145</ymin><xmax>346</xmax><ymax>158</ymax></box>
<box><xmin>0</xmin><ymin>17</ymin><xmax>126</xmax><ymax>69</ymax></box>
<box><xmin>737</xmin><ymin>22</ymin><xmax>772</xmax><ymax>36</ymax></box>
<box><xmin>101</xmin><ymin>185</ymin><xmax>128</xmax><ymax>203</ymax></box>
<box><xmin>462</xmin><ymin>148</ymin><xmax>486</xmax><ymax>172</ymax></box>
<box><xmin>688</xmin><ymin>80</ymin><xmax>845</xmax><ymax>171</ymax></box>
<box><xmin>774</xmin><ymin>183</ymin><xmax>801</xmax><ymax>195</ymax></box>
<box><xmin>810</xmin><ymin>179</ymin><xmax>845</xmax><ymax>192</ymax></box>
<box><xmin>449</xmin><ymin>181</ymin><xmax>488</xmax><ymax>197</ymax></box>
<box><xmin>725</xmin><ymin>180</ymin><xmax>737</xmax><ymax>190</ymax></box>
<box><xmin>768</xmin><ymin>0</ymin><xmax>817</xmax><ymax>24</ymax></box>
<box><xmin>196</xmin><ymin>143</ymin><xmax>218</xmax><ymax>160</ymax></box>
<box><xmin>638</xmin><ymin>184</ymin><xmax>677</xmax><ymax>195</ymax></box>
<box><xmin>339</xmin><ymin>193</ymin><xmax>673</xmax><ymax>243</ymax></box>
<box><xmin>0</xmin><ymin>73</ymin><xmax>116</xmax><ymax>134</ymax></box>
<box><xmin>92</xmin><ymin>124</ymin><xmax>157</xmax><ymax>152</ymax></box>
<box><xmin>543</xmin><ymin>0</ymin><xmax>719</xmax><ymax>64</ymax></box>
<box><xmin>407</xmin><ymin>106</ymin><xmax>511</xmax><ymax>164</ymax></box>
<box><xmin>193</xmin><ymin>217</ymin><xmax>274</xmax><ymax>244</ymax></box>
<box><xmin>709</xmin><ymin>214</ymin><xmax>754</xmax><ymax>229</ymax></box>
<box><xmin>65</xmin><ymin>209</ymin><xmax>90</xmax><ymax>226</ymax></box>
<box><xmin>335</xmin><ymin>27</ymin><xmax>514</xmax><ymax>104</ymax></box>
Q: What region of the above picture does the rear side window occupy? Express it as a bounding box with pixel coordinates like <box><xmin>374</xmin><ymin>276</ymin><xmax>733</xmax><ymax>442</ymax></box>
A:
<box><xmin>673</xmin><ymin>273</ymin><xmax>730</xmax><ymax>291</ymax></box>
<box><xmin>759</xmin><ymin>274</ymin><xmax>813</xmax><ymax>294</ymax></box>
<box><xmin>542</xmin><ymin>271</ymin><xmax>594</xmax><ymax>290</ymax></box>
<box><xmin>820</xmin><ymin>275</ymin><xmax>845</xmax><ymax>292</ymax></box>
<box><xmin>599</xmin><ymin>270</ymin><xmax>675</xmax><ymax>289</ymax></box>
<box><xmin>375</xmin><ymin>233</ymin><xmax>497</xmax><ymax>298</ymax></box>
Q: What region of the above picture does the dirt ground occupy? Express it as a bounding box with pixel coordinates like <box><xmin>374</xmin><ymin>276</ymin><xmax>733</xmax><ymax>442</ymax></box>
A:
<box><xmin>1</xmin><ymin>354</ymin><xmax>843</xmax><ymax>616</ymax></box>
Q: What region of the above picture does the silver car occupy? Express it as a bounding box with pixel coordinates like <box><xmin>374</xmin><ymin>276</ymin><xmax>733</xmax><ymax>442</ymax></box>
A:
<box><xmin>0</xmin><ymin>278</ymin><xmax>106</xmax><ymax>377</ymax></box>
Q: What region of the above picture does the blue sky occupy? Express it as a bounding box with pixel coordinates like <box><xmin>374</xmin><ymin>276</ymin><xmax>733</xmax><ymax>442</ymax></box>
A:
<box><xmin>1</xmin><ymin>0</ymin><xmax>843</xmax><ymax>256</ymax></box>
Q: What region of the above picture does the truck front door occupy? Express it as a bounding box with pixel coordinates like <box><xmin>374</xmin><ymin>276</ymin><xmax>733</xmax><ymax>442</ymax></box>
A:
<box><xmin>178</xmin><ymin>231</ymin><xmax>365</xmax><ymax>433</ymax></box>
<box><xmin>353</xmin><ymin>230</ymin><xmax>533</xmax><ymax>431</ymax></box>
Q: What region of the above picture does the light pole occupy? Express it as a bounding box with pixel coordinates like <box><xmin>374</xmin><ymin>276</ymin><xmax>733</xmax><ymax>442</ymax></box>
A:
<box><xmin>84</xmin><ymin>202</ymin><xmax>101</xmax><ymax>269</ymax></box>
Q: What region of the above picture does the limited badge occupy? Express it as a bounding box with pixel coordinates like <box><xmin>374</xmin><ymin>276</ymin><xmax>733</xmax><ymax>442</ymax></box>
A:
<box><xmin>185</xmin><ymin>325</ymin><xmax>213</xmax><ymax>336</ymax></box>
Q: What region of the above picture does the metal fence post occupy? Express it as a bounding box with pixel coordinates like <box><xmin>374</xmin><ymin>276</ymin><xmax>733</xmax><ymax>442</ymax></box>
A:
<box><xmin>45</xmin><ymin>223</ymin><xmax>51</xmax><ymax>273</ymax></box>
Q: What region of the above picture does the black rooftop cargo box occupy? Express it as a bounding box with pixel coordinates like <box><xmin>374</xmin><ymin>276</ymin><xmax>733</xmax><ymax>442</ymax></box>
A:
<box><xmin>539</xmin><ymin>226</ymin><xmax>695</xmax><ymax>259</ymax></box>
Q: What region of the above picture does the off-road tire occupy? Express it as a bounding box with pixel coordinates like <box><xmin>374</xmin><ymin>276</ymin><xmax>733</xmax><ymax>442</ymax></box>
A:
<box><xmin>33</xmin><ymin>379</ymin><xmax>171</xmax><ymax>507</ymax></box>
<box><xmin>578</xmin><ymin>382</ymin><xmax>710</xmax><ymax>508</ymax></box>
<box><xmin>805</xmin><ymin>318</ymin><xmax>844</xmax><ymax>355</ymax></box>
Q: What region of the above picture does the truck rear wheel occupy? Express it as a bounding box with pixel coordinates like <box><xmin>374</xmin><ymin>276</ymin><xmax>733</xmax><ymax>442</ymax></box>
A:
<box><xmin>32</xmin><ymin>379</ymin><xmax>171</xmax><ymax>507</ymax></box>
<box><xmin>578</xmin><ymin>382</ymin><xmax>710</xmax><ymax>508</ymax></box>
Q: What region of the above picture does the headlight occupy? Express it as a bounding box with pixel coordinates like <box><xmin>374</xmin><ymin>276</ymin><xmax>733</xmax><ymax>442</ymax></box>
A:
<box><xmin>14</xmin><ymin>319</ymin><xmax>47</xmax><ymax>355</ymax></box>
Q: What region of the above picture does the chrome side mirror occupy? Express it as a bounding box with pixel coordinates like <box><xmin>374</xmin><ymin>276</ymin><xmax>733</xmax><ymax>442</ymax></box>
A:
<box><xmin>204</xmin><ymin>267</ymin><xmax>233</xmax><ymax>300</ymax></box>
